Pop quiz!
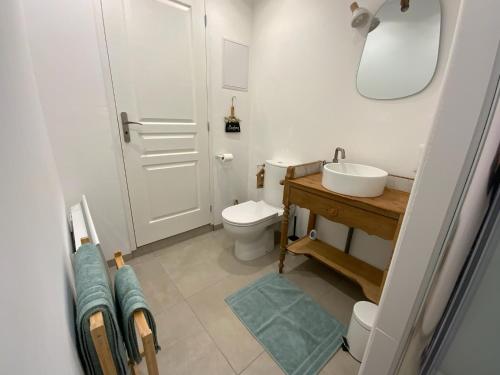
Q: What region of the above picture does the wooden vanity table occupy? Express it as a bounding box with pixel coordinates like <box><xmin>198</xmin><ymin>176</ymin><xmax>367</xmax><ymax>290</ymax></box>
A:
<box><xmin>279</xmin><ymin>161</ymin><xmax>409</xmax><ymax>303</ymax></box>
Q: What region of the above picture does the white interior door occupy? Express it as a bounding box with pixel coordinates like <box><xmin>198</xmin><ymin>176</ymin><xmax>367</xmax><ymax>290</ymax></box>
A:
<box><xmin>101</xmin><ymin>0</ymin><xmax>211</xmax><ymax>246</ymax></box>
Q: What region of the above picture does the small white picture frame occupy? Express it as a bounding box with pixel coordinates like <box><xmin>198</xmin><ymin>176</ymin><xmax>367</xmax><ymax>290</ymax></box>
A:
<box><xmin>222</xmin><ymin>39</ymin><xmax>249</xmax><ymax>91</ymax></box>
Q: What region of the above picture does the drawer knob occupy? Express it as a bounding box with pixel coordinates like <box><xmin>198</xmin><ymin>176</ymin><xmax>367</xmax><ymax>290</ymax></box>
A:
<box><xmin>328</xmin><ymin>207</ymin><xmax>339</xmax><ymax>216</ymax></box>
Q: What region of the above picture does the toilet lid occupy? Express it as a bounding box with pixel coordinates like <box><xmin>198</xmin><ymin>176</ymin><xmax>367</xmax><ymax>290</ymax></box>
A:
<box><xmin>353</xmin><ymin>301</ymin><xmax>378</xmax><ymax>330</ymax></box>
<box><xmin>222</xmin><ymin>200</ymin><xmax>282</xmax><ymax>227</ymax></box>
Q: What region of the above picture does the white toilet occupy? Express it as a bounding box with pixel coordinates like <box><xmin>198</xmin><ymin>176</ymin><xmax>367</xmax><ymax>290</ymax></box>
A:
<box><xmin>222</xmin><ymin>160</ymin><xmax>290</xmax><ymax>261</ymax></box>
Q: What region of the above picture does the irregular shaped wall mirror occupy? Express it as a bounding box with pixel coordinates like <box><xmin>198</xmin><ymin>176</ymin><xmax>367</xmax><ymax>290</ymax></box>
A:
<box><xmin>357</xmin><ymin>0</ymin><xmax>441</xmax><ymax>100</ymax></box>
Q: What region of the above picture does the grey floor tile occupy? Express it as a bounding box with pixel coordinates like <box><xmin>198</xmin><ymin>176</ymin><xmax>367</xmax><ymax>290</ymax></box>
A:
<box><xmin>132</xmin><ymin>259</ymin><xmax>168</xmax><ymax>283</ymax></box>
<box><xmin>316</xmin><ymin>288</ymin><xmax>357</xmax><ymax>327</ymax></box>
<box><xmin>283</xmin><ymin>260</ymin><xmax>346</xmax><ymax>301</ymax></box>
<box><xmin>320</xmin><ymin>350</ymin><xmax>360</xmax><ymax>375</ymax></box>
<box><xmin>142</xmin><ymin>281</ymin><xmax>184</xmax><ymax>316</ymax></box>
<box><xmin>154</xmin><ymin>301</ymin><xmax>205</xmax><ymax>349</ymax></box>
<box><xmin>187</xmin><ymin>275</ymin><xmax>265</xmax><ymax>373</ymax></box>
<box><xmin>136</xmin><ymin>330</ymin><xmax>235</xmax><ymax>375</ymax></box>
<box><xmin>132</xmin><ymin>259</ymin><xmax>184</xmax><ymax>315</ymax></box>
<box><xmin>241</xmin><ymin>352</ymin><xmax>284</xmax><ymax>375</ymax></box>
<box><xmin>127</xmin><ymin>229</ymin><xmax>364</xmax><ymax>375</ymax></box>
<box><xmin>157</xmin><ymin>241</ymin><xmax>207</xmax><ymax>275</ymax></box>
<box><xmin>164</xmin><ymin>257</ymin><xmax>230</xmax><ymax>298</ymax></box>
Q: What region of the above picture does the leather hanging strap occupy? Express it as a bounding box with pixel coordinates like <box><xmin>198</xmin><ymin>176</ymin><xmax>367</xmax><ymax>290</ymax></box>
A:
<box><xmin>256</xmin><ymin>167</ymin><xmax>265</xmax><ymax>189</ymax></box>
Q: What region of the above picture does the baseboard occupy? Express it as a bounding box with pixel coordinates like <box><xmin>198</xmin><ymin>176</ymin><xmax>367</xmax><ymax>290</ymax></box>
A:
<box><xmin>107</xmin><ymin>224</ymin><xmax>216</xmax><ymax>267</ymax></box>
<box><xmin>213</xmin><ymin>223</ymin><xmax>223</xmax><ymax>231</ymax></box>
<box><xmin>135</xmin><ymin>224</ymin><xmax>214</xmax><ymax>257</ymax></box>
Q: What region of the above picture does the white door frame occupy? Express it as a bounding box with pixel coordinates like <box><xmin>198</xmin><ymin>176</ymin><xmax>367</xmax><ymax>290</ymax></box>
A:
<box><xmin>90</xmin><ymin>0</ymin><xmax>214</xmax><ymax>252</ymax></box>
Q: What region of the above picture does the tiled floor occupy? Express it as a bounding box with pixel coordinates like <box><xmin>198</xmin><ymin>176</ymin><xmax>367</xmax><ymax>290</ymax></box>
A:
<box><xmin>111</xmin><ymin>229</ymin><xmax>364</xmax><ymax>375</ymax></box>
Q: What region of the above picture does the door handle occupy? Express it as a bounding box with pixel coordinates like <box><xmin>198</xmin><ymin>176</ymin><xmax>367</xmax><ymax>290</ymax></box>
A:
<box><xmin>120</xmin><ymin>112</ymin><xmax>143</xmax><ymax>143</ymax></box>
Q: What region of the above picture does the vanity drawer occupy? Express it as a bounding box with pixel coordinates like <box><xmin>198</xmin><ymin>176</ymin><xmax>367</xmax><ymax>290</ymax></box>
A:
<box><xmin>289</xmin><ymin>187</ymin><xmax>398</xmax><ymax>240</ymax></box>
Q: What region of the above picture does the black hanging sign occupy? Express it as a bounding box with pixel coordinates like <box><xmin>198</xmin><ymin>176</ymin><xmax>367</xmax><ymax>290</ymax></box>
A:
<box><xmin>224</xmin><ymin>96</ymin><xmax>241</xmax><ymax>133</ymax></box>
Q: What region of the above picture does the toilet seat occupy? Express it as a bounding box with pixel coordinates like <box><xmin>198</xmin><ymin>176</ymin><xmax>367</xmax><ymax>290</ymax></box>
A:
<box><xmin>221</xmin><ymin>161</ymin><xmax>291</xmax><ymax>261</ymax></box>
<box><xmin>222</xmin><ymin>200</ymin><xmax>283</xmax><ymax>227</ymax></box>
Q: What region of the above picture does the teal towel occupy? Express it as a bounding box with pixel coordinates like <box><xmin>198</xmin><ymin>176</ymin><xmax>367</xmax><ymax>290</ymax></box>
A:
<box><xmin>226</xmin><ymin>273</ymin><xmax>346</xmax><ymax>375</ymax></box>
<box><xmin>114</xmin><ymin>265</ymin><xmax>161</xmax><ymax>364</ymax></box>
<box><xmin>74</xmin><ymin>244</ymin><xmax>129</xmax><ymax>375</ymax></box>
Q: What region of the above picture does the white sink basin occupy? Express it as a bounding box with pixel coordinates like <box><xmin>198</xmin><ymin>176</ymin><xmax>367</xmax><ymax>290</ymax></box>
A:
<box><xmin>321</xmin><ymin>163</ymin><xmax>388</xmax><ymax>197</ymax></box>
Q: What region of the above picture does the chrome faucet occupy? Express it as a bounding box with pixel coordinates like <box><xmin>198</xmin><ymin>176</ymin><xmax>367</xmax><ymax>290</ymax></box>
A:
<box><xmin>332</xmin><ymin>147</ymin><xmax>346</xmax><ymax>163</ymax></box>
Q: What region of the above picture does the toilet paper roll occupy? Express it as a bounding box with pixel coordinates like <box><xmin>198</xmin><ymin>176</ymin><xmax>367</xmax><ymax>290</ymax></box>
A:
<box><xmin>216</xmin><ymin>153</ymin><xmax>234</xmax><ymax>162</ymax></box>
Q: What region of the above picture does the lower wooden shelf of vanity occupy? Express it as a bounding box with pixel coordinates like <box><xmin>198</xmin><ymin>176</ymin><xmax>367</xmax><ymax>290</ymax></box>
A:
<box><xmin>287</xmin><ymin>236</ymin><xmax>384</xmax><ymax>303</ymax></box>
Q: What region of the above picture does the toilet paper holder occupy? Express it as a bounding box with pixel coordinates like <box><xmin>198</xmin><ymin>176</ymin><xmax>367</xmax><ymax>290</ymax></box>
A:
<box><xmin>215</xmin><ymin>153</ymin><xmax>234</xmax><ymax>162</ymax></box>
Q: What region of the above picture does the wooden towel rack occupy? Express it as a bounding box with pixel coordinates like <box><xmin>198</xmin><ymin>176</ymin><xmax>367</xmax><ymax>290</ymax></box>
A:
<box><xmin>89</xmin><ymin>248</ymin><xmax>159</xmax><ymax>375</ymax></box>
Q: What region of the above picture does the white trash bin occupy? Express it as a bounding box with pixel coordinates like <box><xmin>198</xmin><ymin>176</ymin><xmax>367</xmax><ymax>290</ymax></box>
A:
<box><xmin>346</xmin><ymin>301</ymin><xmax>378</xmax><ymax>361</ymax></box>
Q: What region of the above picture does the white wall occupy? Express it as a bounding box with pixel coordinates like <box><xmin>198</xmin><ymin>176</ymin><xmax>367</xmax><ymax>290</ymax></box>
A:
<box><xmin>247</xmin><ymin>0</ymin><xmax>459</xmax><ymax>269</ymax></box>
<box><xmin>0</xmin><ymin>1</ymin><xmax>83</xmax><ymax>373</ymax></box>
<box><xmin>13</xmin><ymin>0</ymin><xmax>459</xmax><ymax>266</ymax></box>
<box><xmin>398</xmin><ymin>94</ymin><xmax>500</xmax><ymax>373</ymax></box>
<box><xmin>21</xmin><ymin>0</ymin><xmax>133</xmax><ymax>259</ymax></box>
<box><xmin>207</xmin><ymin>0</ymin><xmax>254</xmax><ymax>224</ymax></box>
<box><xmin>20</xmin><ymin>0</ymin><xmax>255</xmax><ymax>255</ymax></box>
<box><xmin>361</xmin><ymin>0</ymin><xmax>500</xmax><ymax>372</ymax></box>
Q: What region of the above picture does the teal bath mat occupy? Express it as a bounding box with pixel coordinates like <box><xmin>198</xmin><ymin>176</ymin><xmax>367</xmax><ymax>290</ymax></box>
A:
<box><xmin>225</xmin><ymin>273</ymin><xmax>346</xmax><ymax>375</ymax></box>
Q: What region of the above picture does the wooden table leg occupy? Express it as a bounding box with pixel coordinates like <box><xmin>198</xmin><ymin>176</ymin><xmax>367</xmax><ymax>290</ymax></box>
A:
<box><xmin>279</xmin><ymin>203</ymin><xmax>290</xmax><ymax>273</ymax></box>
<box><xmin>380</xmin><ymin>215</ymin><xmax>404</xmax><ymax>295</ymax></box>
<box><xmin>307</xmin><ymin>212</ymin><xmax>317</xmax><ymax>234</ymax></box>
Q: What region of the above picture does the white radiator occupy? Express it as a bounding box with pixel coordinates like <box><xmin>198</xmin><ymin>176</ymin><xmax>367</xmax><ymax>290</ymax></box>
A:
<box><xmin>70</xmin><ymin>195</ymin><xmax>99</xmax><ymax>249</ymax></box>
